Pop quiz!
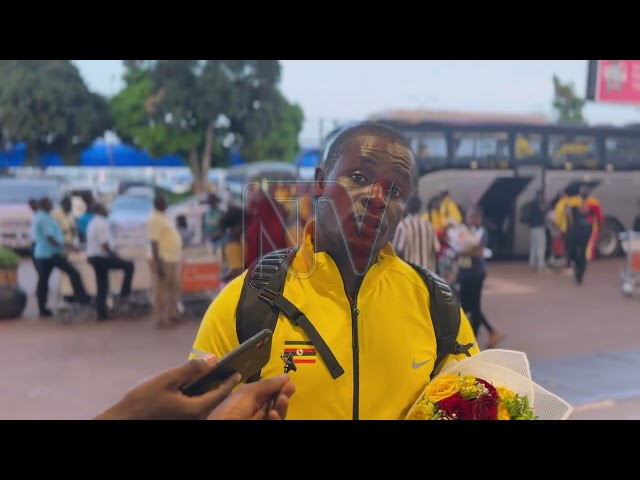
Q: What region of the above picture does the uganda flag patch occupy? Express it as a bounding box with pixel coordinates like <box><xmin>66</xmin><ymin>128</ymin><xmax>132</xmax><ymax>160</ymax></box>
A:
<box><xmin>284</xmin><ymin>340</ymin><xmax>317</xmax><ymax>364</ymax></box>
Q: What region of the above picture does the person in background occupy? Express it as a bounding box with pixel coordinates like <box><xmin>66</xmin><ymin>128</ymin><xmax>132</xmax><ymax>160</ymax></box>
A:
<box><xmin>51</xmin><ymin>195</ymin><xmax>76</xmax><ymax>246</ymax></box>
<box><xmin>94</xmin><ymin>354</ymin><xmax>295</xmax><ymax>421</ymax></box>
<box><xmin>522</xmin><ymin>189</ymin><xmax>548</xmax><ymax>272</ymax></box>
<box><xmin>202</xmin><ymin>193</ymin><xmax>224</xmax><ymax>254</ymax></box>
<box><xmin>76</xmin><ymin>191</ymin><xmax>96</xmax><ymax>244</ymax></box>
<box><xmin>148</xmin><ymin>194</ymin><xmax>183</xmax><ymax>329</ymax></box>
<box><xmin>244</xmin><ymin>188</ymin><xmax>288</xmax><ymax>269</ymax></box>
<box><xmin>33</xmin><ymin>197</ymin><xmax>90</xmax><ymax>317</ymax></box>
<box><xmin>176</xmin><ymin>215</ymin><xmax>194</xmax><ymax>246</ymax></box>
<box><xmin>563</xmin><ymin>185</ymin><xmax>604</xmax><ymax>285</ymax></box>
<box><xmin>392</xmin><ymin>195</ymin><xmax>440</xmax><ymax>272</ymax></box>
<box><xmin>545</xmin><ymin>205</ymin><xmax>566</xmax><ymax>270</ymax></box>
<box><xmin>455</xmin><ymin>206</ymin><xmax>504</xmax><ymax>349</ymax></box>
<box><xmin>86</xmin><ymin>203</ymin><xmax>135</xmax><ymax>321</ymax></box>
<box><xmin>221</xmin><ymin>205</ymin><xmax>248</xmax><ymax>281</ymax></box>
<box><xmin>422</xmin><ymin>195</ymin><xmax>443</xmax><ymax>233</ymax></box>
<box><xmin>28</xmin><ymin>197</ymin><xmax>39</xmax><ymax>265</ymax></box>
<box><xmin>554</xmin><ymin>189</ymin><xmax>572</xmax><ymax>274</ymax></box>
<box><xmin>439</xmin><ymin>188</ymin><xmax>462</xmax><ymax>226</ymax></box>
<box><xmin>633</xmin><ymin>199</ymin><xmax>640</xmax><ymax>232</ymax></box>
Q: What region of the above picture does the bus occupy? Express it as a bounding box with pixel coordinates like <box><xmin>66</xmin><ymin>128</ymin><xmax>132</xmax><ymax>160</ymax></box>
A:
<box><xmin>321</xmin><ymin>112</ymin><xmax>640</xmax><ymax>259</ymax></box>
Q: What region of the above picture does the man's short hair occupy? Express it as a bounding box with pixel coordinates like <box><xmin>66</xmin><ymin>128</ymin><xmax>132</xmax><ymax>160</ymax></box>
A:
<box><xmin>154</xmin><ymin>194</ymin><xmax>167</xmax><ymax>209</ymax></box>
<box><xmin>321</xmin><ymin>121</ymin><xmax>412</xmax><ymax>177</ymax></box>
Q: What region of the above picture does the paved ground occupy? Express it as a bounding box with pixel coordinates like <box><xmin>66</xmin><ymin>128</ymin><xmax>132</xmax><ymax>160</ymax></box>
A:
<box><xmin>1</xmin><ymin>256</ymin><xmax>639</xmax><ymax>419</ymax></box>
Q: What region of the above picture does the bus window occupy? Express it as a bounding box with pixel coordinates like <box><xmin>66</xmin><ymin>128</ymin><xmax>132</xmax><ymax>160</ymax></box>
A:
<box><xmin>452</xmin><ymin>132</ymin><xmax>509</xmax><ymax>169</ymax></box>
<box><xmin>604</xmin><ymin>137</ymin><xmax>640</xmax><ymax>171</ymax></box>
<box><xmin>549</xmin><ymin>135</ymin><xmax>599</xmax><ymax>170</ymax></box>
<box><xmin>514</xmin><ymin>133</ymin><xmax>544</xmax><ymax>166</ymax></box>
<box><xmin>413</xmin><ymin>131</ymin><xmax>447</xmax><ymax>173</ymax></box>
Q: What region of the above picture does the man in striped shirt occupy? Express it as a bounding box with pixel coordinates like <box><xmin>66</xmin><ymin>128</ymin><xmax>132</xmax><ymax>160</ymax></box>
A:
<box><xmin>392</xmin><ymin>196</ymin><xmax>440</xmax><ymax>272</ymax></box>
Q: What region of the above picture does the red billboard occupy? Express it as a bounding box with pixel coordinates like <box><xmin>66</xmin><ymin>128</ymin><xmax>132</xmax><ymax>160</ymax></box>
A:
<box><xmin>586</xmin><ymin>60</ymin><xmax>640</xmax><ymax>105</ymax></box>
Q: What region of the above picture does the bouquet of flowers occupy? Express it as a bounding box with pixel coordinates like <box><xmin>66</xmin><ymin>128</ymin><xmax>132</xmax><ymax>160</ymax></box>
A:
<box><xmin>446</xmin><ymin>222</ymin><xmax>480</xmax><ymax>252</ymax></box>
<box><xmin>405</xmin><ymin>349</ymin><xmax>573</xmax><ymax>420</ymax></box>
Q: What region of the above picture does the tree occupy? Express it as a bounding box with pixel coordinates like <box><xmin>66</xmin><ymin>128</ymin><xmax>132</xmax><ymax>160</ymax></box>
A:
<box><xmin>0</xmin><ymin>60</ymin><xmax>112</xmax><ymax>165</ymax></box>
<box><xmin>552</xmin><ymin>74</ymin><xmax>587</xmax><ymax>124</ymax></box>
<box><xmin>109</xmin><ymin>60</ymin><xmax>304</xmax><ymax>193</ymax></box>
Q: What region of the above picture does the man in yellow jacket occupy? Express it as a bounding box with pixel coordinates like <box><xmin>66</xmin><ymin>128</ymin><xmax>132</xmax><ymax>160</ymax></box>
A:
<box><xmin>190</xmin><ymin>122</ymin><xmax>479</xmax><ymax>420</ymax></box>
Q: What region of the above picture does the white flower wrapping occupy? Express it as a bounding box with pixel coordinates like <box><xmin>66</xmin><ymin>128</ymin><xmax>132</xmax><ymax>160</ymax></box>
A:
<box><xmin>447</xmin><ymin>224</ymin><xmax>482</xmax><ymax>253</ymax></box>
<box><xmin>406</xmin><ymin>349</ymin><xmax>574</xmax><ymax>420</ymax></box>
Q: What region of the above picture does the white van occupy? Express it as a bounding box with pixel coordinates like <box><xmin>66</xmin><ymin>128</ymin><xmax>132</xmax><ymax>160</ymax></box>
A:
<box><xmin>0</xmin><ymin>177</ymin><xmax>61</xmax><ymax>251</ymax></box>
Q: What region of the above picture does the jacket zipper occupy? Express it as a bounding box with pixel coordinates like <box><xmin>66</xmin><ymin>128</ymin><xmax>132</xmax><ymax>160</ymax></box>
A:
<box><xmin>348</xmin><ymin>293</ymin><xmax>360</xmax><ymax>420</ymax></box>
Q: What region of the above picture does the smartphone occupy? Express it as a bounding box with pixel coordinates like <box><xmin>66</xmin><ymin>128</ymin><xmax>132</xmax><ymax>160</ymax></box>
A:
<box><xmin>180</xmin><ymin>329</ymin><xmax>273</xmax><ymax>397</ymax></box>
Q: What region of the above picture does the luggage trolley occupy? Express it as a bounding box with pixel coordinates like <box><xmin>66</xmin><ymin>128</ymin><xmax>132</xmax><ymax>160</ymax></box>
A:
<box><xmin>620</xmin><ymin>231</ymin><xmax>640</xmax><ymax>298</ymax></box>
<box><xmin>179</xmin><ymin>244</ymin><xmax>221</xmax><ymax>320</ymax></box>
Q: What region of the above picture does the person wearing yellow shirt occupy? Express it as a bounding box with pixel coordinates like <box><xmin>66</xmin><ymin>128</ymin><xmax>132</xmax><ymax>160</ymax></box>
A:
<box><xmin>422</xmin><ymin>195</ymin><xmax>444</xmax><ymax>233</ymax></box>
<box><xmin>189</xmin><ymin>122</ymin><xmax>479</xmax><ymax>420</ymax></box>
<box><xmin>439</xmin><ymin>189</ymin><xmax>462</xmax><ymax>226</ymax></box>
<box><xmin>218</xmin><ymin>205</ymin><xmax>247</xmax><ymax>287</ymax></box>
<box><xmin>553</xmin><ymin>191</ymin><xmax>571</xmax><ymax>272</ymax></box>
<box><xmin>148</xmin><ymin>194</ymin><xmax>183</xmax><ymax>329</ymax></box>
<box><xmin>51</xmin><ymin>196</ymin><xmax>76</xmax><ymax>246</ymax></box>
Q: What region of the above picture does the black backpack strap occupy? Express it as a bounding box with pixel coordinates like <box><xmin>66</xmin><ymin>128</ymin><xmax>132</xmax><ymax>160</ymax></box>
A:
<box><xmin>408</xmin><ymin>263</ymin><xmax>474</xmax><ymax>374</ymax></box>
<box><xmin>236</xmin><ymin>247</ymin><xmax>345</xmax><ymax>382</ymax></box>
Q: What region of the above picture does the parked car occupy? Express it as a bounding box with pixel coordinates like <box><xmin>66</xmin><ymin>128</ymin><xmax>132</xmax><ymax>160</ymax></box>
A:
<box><xmin>108</xmin><ymin>194</ymin><xmax>154</xmax><ymax>251</ymax></box>
<box><xmin>118</xmin><ymin>180</ymin><xmax>154</xmax><ymax>196</ymax></box>
<box><xmin>225</xmin><ymin>161</ymin><xmax>299</xmax><ymax>208</ymax></box>
<box><xmin>0</xmin><ymin>177</ymin><xmax>61</xmax><ymax>252</ymax></box>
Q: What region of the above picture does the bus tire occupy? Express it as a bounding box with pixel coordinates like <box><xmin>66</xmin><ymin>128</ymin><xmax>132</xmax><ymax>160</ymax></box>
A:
<box><xmin>597</xmin><ymin>217</ymin><xmax>624</xmax><ymax>259</ymax></box>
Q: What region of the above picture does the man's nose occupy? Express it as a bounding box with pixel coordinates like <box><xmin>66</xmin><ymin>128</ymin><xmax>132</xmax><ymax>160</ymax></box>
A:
<box><xmin>360</xmin><ymin>182</ymin><xmax>387</xmax><ymax>209</ymax></box>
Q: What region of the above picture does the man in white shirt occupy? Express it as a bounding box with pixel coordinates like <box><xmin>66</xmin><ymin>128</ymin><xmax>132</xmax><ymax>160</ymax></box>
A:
<box><xmin>86</xmin><ymin>203</ymin><xmax>135</xmax><ymax>321</ymax></box>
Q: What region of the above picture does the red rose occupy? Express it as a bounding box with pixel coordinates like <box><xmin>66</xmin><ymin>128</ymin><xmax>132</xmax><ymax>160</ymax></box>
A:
<box><xmin>474</xmin><ymin>394</ymin><xmax>498</xmax><ymax>420</ymax></box>
<box><xmin>438</xmin><ymin>393</ymin><xmax>474</xmax><ymax>420</ymax></box>
<box><xmin>477</xmin><ymin>378</ymin><xmax>498</xmax><ymax>400</ymax></box>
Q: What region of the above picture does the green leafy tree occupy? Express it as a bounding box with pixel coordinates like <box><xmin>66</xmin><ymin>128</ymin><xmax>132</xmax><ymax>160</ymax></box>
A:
<box><xmin>0</xmin><ymin>60</ymin><xmax>112</xmax><ymax>165</ymax></box>
<box><xmin>552</xmin><ymin>74</ymin><xmax>587</xmax><ymax>124</ymax></box>
<box><xmin>109</xmin><ymin>60</ymin><xmax>304</xmax><ymax>193</ymax></box>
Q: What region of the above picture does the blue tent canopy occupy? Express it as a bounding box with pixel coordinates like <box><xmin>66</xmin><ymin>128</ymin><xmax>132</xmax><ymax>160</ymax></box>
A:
<box><xmin>39</xmin><ymin>153</ymin><xmax>63</xmax><ymax>167</ymax></box>
<box><xmin>294</xmin><ymin>147</ymin><xmax>320</xmax><ymax>168</ymax></box>
<box><xmin>0</xmin><ymin>141</ymin><xmax>27</xmax><ymax>167</ymax></box>
<box><xmin>80</xmin><ymin>142</ymin><xmax>186</xmax><ymax>167</ymax></box>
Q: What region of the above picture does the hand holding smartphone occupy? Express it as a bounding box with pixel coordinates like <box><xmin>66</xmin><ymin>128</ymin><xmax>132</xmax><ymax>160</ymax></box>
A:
<box><xmin>180</xmin><ymin>329</ymin><xmax>273</xmax><ymax>397</ymax></box>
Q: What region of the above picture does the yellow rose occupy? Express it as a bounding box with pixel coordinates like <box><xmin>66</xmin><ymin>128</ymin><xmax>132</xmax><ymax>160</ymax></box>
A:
<box><xmin>497</xmin><ymin>403</ymin><xmax>511</xmax><ymax>420</ymax></box>
<box><xmin>496</xmin><ymin>386</ymin><xmax>516</xmax><ymax>401</ymax></box>
<box><xmin>407</xmin><ymin>401</ymin><xmax>436</xmax><ymax>420</ymax></box>
<box><xmin>425</xmin><ymin>373</ymin><xmax>462</xmax><ymax>402</ymax></box>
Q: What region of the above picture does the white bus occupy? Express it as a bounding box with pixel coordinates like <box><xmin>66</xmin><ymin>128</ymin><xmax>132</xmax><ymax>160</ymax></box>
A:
<box><xmin>322</xmin><ymin>114</ymin><xmax>640</xmax><ymax>258</ymax></box>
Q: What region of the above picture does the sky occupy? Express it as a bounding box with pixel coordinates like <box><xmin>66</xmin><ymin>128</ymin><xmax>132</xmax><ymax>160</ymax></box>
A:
<box><xmin>73</xmin><ymin>60</ymin><xmax>640</xmax><ymax>147</ymax></box>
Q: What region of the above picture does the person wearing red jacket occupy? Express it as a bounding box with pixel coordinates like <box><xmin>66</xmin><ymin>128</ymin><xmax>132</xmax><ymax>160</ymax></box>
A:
<box><xmin>564</xmin><ymin>185</ymin><xmax>604</xmax><ymax>284</ymax></box>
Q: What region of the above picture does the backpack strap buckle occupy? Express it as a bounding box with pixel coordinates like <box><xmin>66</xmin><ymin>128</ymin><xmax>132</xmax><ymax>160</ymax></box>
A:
<box><xmin>257</xmin><ymin>287</ymin><xmax>280</xmax><ymax>306</ymax></box>
<box><xmin>454</xmin><ymin>341</ymin><xmax>474</xmax><ymax>357</ymax></box>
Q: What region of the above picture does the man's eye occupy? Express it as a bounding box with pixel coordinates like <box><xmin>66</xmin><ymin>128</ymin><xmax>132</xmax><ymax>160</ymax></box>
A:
<box><xmin>388</xmin><ymin>187</ymin><xmax>402</xmax><ymax>198</ymax></box>
<box><xmin>350</xmin><ymin>174</ymin><xmax>368</xmax><ymax>184</ymax></box>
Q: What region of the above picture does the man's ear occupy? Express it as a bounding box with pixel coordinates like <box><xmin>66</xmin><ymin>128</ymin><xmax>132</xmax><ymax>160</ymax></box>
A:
<box><xmin>314</xmin><ymin>167</ymin><xmax>326</xmax><ymax>196</ymax></box>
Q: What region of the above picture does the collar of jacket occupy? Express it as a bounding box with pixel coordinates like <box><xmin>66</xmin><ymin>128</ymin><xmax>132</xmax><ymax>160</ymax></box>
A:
<box><xmin>289</xmin><ymin>219</ymin><xmax>398</xmax><ymax>287</ymax></box>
